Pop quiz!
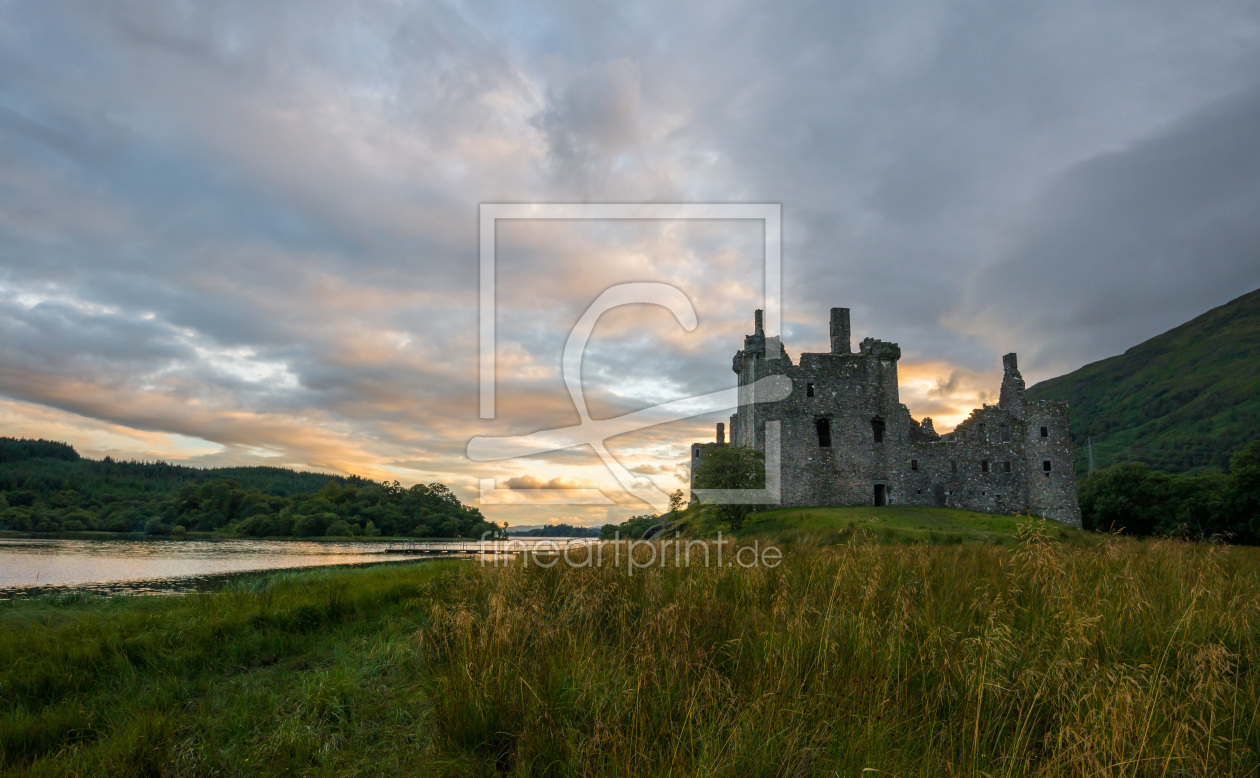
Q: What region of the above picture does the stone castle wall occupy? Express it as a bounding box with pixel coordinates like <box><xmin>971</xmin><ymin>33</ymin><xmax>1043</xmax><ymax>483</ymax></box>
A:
<box><xmin>693</xmin><ymin>308</ymin><xmax>1082</xmax><ymax>526</ymax></box>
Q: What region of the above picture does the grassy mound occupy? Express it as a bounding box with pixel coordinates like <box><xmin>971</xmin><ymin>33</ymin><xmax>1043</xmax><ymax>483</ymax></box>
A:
<box><xmin>674</xmin><ymin>504</ymin><xmax>1086</xmax><ymax>545</ymax></box>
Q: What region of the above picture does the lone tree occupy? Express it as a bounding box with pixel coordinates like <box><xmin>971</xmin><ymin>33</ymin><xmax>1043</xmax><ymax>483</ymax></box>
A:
<box><xmin>691</xmin><ymin>445</ymin><xmax>766</xmax><ymax>531</ymax></box>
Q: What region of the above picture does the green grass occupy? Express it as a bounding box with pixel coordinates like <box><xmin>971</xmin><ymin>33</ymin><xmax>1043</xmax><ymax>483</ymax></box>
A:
<box><xmin>675</xmin><ymin>503</ymin><xmax>1084</xmax><ymax>546</ymax></box>
<box><xmin>3</xmin><ymin>526</ymin><xmax>1260</xmax><ymax>775</ymax></box>
<box><xmin>742</xmin><ymin>505</ymin><xmax>1064</xmax><ymax>541</ymax></box>
<box><xmin>0</xmin><ymin>561</ymin><xmax>454</xmax><ymax>775</ymax></box>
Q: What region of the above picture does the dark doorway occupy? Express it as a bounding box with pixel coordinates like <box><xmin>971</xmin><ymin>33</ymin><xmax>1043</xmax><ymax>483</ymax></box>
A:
<box><xmin>816</xmin><ymin>418</ymin><xmax>831</xmax><ymax>447</ymax></box>
<box><xmin>874</xmin><ymin>484</ymin><xmax>887</xmax><ymax>506</ymax></box>
<box><xmin>932</xmin><ymin>485</ymin><xmax>946</xmax><ymax>507</ymax></box>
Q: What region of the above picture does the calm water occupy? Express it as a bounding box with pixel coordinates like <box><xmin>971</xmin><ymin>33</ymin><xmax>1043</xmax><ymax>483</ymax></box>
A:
<box><xmin>0</xmin><ymin>538</ymin><xmax>423</xmax><ymax>597</ymax></box>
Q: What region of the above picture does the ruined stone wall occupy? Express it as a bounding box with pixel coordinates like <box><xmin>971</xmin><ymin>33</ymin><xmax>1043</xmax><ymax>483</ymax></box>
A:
<box><xmin>708</xmin><ymin>308</ymin><xmax>1082</xmax><ymax>526</ymax></box>
<box><xmin>688</xmin><ymin>423</ymin><xmax>728</xmax><ymax>494</ymax></box>
<box><xmin>1022</xmin><ymin>401</ymin><xmax>1082</xmax><ymax>525</ymax></box>
<box><xmin>908</xmin><ymin>407</ymin><xmax>1033</xmax><ymax>517</ymax></box>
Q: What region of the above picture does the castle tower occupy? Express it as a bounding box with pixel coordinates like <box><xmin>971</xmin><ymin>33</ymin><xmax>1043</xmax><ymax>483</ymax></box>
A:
<box><xmin>998</xmin><ymin>352</ymin><xmax>1026</xmax><ymax>418</ymax></box>
<box><xmin>830</xmin><ymin>308</ymin><xmax>851</xmax><ymax>354</ymax></box>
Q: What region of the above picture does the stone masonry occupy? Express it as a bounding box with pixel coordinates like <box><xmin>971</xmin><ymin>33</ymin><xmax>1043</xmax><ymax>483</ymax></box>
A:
<box><xmin>690</xmin><ymin>308</ymin><xmax>1082</xmax><ymax>525</ymax></box>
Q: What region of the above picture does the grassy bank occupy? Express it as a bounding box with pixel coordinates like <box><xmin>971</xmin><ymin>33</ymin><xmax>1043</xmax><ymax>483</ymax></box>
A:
<box><xmin>674</xmin><ymin>504</ymin><xmax>1086</xmax><ymax>546</ymax></box>
<box><xmin>2</xmin><ymin>525</ymin><xmax>1259</xmax><ymax>775</ymax></box>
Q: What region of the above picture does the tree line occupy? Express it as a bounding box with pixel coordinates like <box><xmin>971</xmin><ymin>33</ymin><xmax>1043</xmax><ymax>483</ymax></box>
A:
<box><xmin>0</xmin><ymin>438</ymin><xmax>494</xmax><ymax>538</ymax></box>
<box><xmin>1079</xmin><ymin>440</ymin><xmax>1260</xmax><ymax>542</ymax></box>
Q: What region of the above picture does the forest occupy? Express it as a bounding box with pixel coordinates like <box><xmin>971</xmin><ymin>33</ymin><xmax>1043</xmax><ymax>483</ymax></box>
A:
<box><xmin>1079</xmin><ymin>439</ymin><xmax>1260</xmax><ymax>542</ymax></box>
<box><xmin>0</xmin><ymin>438</ymin><xmax>495</xmax><ymax>539</ymax></box>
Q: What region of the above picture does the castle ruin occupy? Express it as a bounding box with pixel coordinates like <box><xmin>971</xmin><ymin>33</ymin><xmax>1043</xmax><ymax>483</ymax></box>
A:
<box><xmin>691</xmin><ymin>308</ymin><xmax>1082</xmax><ymax>525</ymax></box>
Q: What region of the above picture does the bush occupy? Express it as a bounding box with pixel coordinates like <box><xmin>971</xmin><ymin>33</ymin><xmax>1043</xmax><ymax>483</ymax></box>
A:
<box><xmin>143</xmin><ymin>518</ymin><xmax>169</xmax><ymax>536</ymax></box>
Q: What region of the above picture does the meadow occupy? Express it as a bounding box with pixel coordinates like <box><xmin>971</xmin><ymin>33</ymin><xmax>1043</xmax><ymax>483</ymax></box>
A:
<box><xmin>2</xmin><ymin>518</ymin><xmax>1259</xmax><ymax>776</ymax></box>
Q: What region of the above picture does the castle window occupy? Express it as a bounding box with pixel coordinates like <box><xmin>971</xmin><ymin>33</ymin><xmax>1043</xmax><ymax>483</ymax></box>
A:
<box><xmin>871</xmin><ymin>417</ymin><xmax>885</xmax><ymax>443</ymax></box>
<box><xmin>1041</xmin><ymin>426</ymin><xmax>1048</xmax><ymax>438</ymax></box>
<box><xmin>982</xmin><ymin>460</ymin><xmax>990</xmax><ymax>473</ymax></box>
<box><xmin>979</xmin><ymin>423</ymin><xmax>986</xmax><ymax>439</ymax></box>
<box><xmin>816</xmin><ymin>418</ymin><xmax>832</xmax><ymax>448</ymax></box>
<box><xmin>1003</xmin><ymin>461</ymin><xmax>1011</xmax><ymax>473</ymax></box>
<box><xmin>911</xmin><ymin>459</ymin><xmax>918</xmax><ymax>471</ymax></box>
<box><xmin>950</xmin><ymin>460</ymin><xmax>957</xmax><ymax>473</ymax></box>
<box><xmin>806</xmin><ymin>382</ymin><xmax>815</xmax><ymax>397</ymax></box>
<box><xmin>1043</xmin><ymin>460</ymin><xmax>1052</xmax><ymax>472</ymax></box>
<box><xmin>1001</xmin><ymin>425</ymin><xmax>1011</xmax><ymax>442</ymax></box>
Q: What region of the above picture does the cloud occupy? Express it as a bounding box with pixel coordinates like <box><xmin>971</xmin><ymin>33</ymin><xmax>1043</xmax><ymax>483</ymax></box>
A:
<box><xmin>1</xmin><ymin>0</ymin><xmax>1259</xmax><ymax>524</ymax></box>
<box><xmin>502</xmin><ymin>474</ymin><xmax>594</xmax><ymax>490</ymax></box>
<box><xmin>955</xmin><ymin>84</ymin><xmax>1260</xmax><ymax>377</ymax></box>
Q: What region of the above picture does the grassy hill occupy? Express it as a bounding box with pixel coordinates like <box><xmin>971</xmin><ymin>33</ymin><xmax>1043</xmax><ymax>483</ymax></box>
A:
<box><xmin>1027</xmin><ymin>287</ymin><xmax>1260</xmax><ymax>475</ymax></box>
<box><xmin>669</xmin><ymin>504</ymin><xmax>1084</xmax><ymax>544</ymax></box>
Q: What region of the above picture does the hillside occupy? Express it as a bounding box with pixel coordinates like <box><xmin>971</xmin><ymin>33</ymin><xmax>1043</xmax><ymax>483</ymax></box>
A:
<box><xmin>1027</xmin><ymin>287</ymin><xmax>1260</xmax><ymax>474</ymax></box>
<box><xmin>0</xmin><ymin>441</ymin><xmax>366</xmax><ymax>498</ymax></box>
<box><xmin>0</xmin><ymin>437</ymin><xmax>490</xmax><ymax>537</ymax></box>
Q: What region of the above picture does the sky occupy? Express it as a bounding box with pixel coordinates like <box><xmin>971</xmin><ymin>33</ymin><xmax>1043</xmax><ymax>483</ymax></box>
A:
<box><xmin>2</xmin><ymin>1</ymin><xmax>1260</xmax><ymax>526</ymax></box>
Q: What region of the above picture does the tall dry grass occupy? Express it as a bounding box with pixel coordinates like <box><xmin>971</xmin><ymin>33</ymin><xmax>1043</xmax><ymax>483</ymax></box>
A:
<box><xmin>415</xmin><ymin>524</ymin><xmax>1260</xmax><ymax>776</ymax></box>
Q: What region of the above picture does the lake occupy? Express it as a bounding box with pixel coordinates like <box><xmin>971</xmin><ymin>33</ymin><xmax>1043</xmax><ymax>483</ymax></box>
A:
<box><xmin>0</xmin><ymin>537</ymin><xmax>428</xmax><ymax>596</ymax></box>
<box><xmin>0</xmin><ymin>536</ymin><xmax>597</xmax><ymax>596</ymax></box>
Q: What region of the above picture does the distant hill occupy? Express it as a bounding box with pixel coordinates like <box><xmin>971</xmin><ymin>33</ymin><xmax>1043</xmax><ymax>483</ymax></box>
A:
<box><xmin>0</xmin><ymin>437</ymin><xmax>366</xmax><ymax>497</ymax></box>
<box><xmin>0</xmin><ymin>437</ymin><xmax>491</xmax><ymax>537</ymax></box>
<box><xmin>1027</xmin><ymin>288</ymin><xmax>1260</xmax><ymax>474</ymax></box>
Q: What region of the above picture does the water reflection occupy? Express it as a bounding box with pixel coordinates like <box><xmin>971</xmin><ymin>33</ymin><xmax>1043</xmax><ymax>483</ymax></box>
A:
<box><xmin>0</xmin><ymin>538</ymin><xmax>420</xmax><ymax>596</ymax></box>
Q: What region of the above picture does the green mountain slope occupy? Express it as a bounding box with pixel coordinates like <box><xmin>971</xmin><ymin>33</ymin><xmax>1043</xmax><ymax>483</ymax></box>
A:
<box><xmin>1027</xmin><ymin>287</ymin><xmax>1260</xmax><ymax>474</ymax></box>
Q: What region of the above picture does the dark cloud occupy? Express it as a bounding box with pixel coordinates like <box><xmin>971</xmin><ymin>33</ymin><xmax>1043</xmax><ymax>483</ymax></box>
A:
<box><xmin>1</xmin><ymin>0</ymin><xmax>1259</xmax><ymax>522</ymax></box>
<box><xmin>960</xmin><ymin>84</ymin><xmax>1260</xmax><ymax>376</ymax></box>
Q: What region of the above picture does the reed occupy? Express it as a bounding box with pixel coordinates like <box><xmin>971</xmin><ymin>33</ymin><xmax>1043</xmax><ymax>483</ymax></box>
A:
<box><xmin>2</xmin><ymin>523</ymin><xmax>1258</xmax><ymax>776</ymax></box>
